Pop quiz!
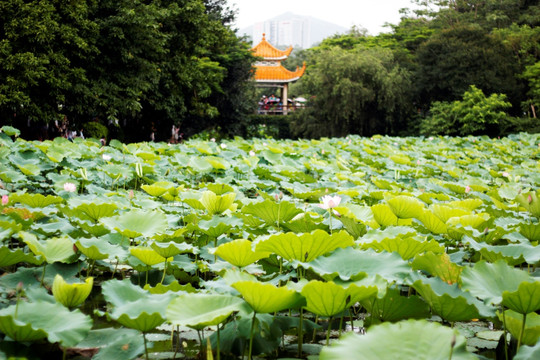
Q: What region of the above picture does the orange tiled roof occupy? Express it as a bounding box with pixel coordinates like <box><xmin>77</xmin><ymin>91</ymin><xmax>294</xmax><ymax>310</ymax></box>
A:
<box><xmin>254</xmin><ymin>63</ymin><xmax>306</xmax><ymax>83</ymax></box>
<box><xmin>251</xmin><ymin>33</ymin><xmax>293</xmax><ymax>60</ymax></box>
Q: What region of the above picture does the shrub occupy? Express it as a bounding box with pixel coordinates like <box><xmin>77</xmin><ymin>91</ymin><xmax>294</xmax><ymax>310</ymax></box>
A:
<box><xmin>82</xmin><ymin>122</ymin><xmax>109</xmax><ymax>140</ymax></box>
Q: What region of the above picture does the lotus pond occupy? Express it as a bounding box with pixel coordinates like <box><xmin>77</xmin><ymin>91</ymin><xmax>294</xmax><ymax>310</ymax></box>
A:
<box><xmin>0</xmin><ymin>126</ymin><xmax>539</xmax><ymax>360</ymax></box>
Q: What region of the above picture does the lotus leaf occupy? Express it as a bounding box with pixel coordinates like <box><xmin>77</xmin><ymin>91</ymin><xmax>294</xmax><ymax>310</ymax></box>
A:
<box><xmin>412</xmin><ymin>276</ymin><xmax>492</xmax><ymax>322</ymax></box>
<box><xmin>76</xmin><ymin>237</ymin><xmax>127</xmax><ymax>261</ymax></box>
<box><xmin>197</xmin><ymin>215</ymin><xmax>242</xmax><ymax>237</ymax></box>
<box><xmin>11</xmin><ymin>193</ymin><xmax>63</xmax><ymax>208</ymax></box>
<box><xmin>241</xmin><ymin>199</ymin><xmax>302</xmax><ymax>226</ymax></box>
<box><xmin>387</xmin><ymin>195</ymin><xmax>425</xmax><ymax>219</ymax></box>
<box><xmin>411</xmin><ymin>252</ymin><xmax>463</xmax><ymax>284</ymax></box>
<box><xmin>72</xmin><ymin>202</ymin><xmax>118</xmax><ymax>222</ymax></box>
<box><xmin>500</xmin><ymin>310</ymin><xmax>540</xmax><ymax>346</ymax></box>
<box><xmin>371</xmin><ymin>204</ymin><xmax>398</xmax><ymax>227</ymax></box>
<box><xmin>0</xmin><ymin>247</ymin><xmax>43</xmax><ymax>267</ymax></box>
<box><xmin>166</xmin><ymin>293</ymin><xmax>245</xmax><ymax>329</ymax></box>
<box><xmin>460</xmin><ymin>260</ymin><xmax>533</xmax><ymax>305</ymax></box>
<box><xmin>52</xmin><ymin>274</ymin><xmax>93</xmax><ymax>308</ymax></box>
<box><xmin>319</xmin><ymin>319</ymin><xmax>475</xmax><ymax>360</ymax></box>
<box><xmin>150</xmin><ymin>241</ymin><xmax>194</xmax><ymax>258</ymax></box>
<box><xmin>502</xmin><ymin>281</ymin><xmax>540</xmax><ymax>314</ymax></box>
<box><xmin>129</xmin><ymin>247</ymin><xmax>167</xmax><ymax>266</ymax></box>
<box><xmin>431</xmin><ymin>204</ymin><xmax>470</xmax><ymax>223</ymax></box>
<box><xmin>1</xmin><ymin>125</ymin><xmax>20</xmax><ymax>137</ymax></box>
<box><xmin>361</xmin><ymin>287</ymin><xmax>430</xmax><ymax>324</ymax></box>
<box><xmin>20</xmin><ymin>231</ymin><xmax>75</xmax><ymax>263</ymax></box>
<box><xmin>102</xmin><ymin>279</ymin><xmax>174</xmax><ymax>332</ymax></box>
<box><xmin>200</xmin><ymin>191</ymin><xmax>236</xmax><ymax>215</ymax></box>
<box><xmin>359</xmin><ymin>236</ymin><xmax>444</xmax><ymax>261</ymax></box>
<box><xmin>232</xmin><ymin>280</ymin><xmax>305</xmax><ymax>313</ymax></box>
<box><xmin>100</xmin><ymin>210</ymin><xmax>168</xmax><ymax>238</ymax></box>
<box><xmin>514</xmin><ymin>341</ymin><xmax>540</xmax><ymax>360</ymax></box>
<box><xmin>447</xmin><ymin>214</ymin><xmax>489</xmax><ymax>231</ymax></box>
<box><xmin>256</xmin><ymin>230</ymin><xmax>354</xmax><ymax>263</ymax></box>
<box><xmin>300</xmin><ymin>280</ymin><xmax>377</xmax><ymax>317</ymax></box>
<box><xmin>215</xmin><ymin>239</ymin><xmax>271</xmax><ymax>268</ymax></box>
<box><xmin>447</xmin><ymin>198</ymin><xmax>484</xmax><ymax>211</ymax></box>
<box><xmin>516</xmin><ymin>191</ymin><xmax>540</xmax><ymax>217</ymax></box>
<box><xmin>464</xmin><ymin>236</ymin><xmax>540</xmax><ymax>265</ymax></box>
<box><xmin>144</xmin><ymin>281</ymin><xmax>197</xmax><ymax>294</ymax></box>
<box><xmin>417</xmin><ymin>210</ymin><xmax>448</xmax><ymax>234</ymax></box>
<box><xmin>0</xmin><ymin>301</ymin><xmax>92</xmax><ymax>347</ymax></box>
<box><xmin>519</xmin><ymin>222</ymin><xmax>540</xmax><ymax>242</ymax></box>
<box><xmin>303</xmin><ymin>248</ymin><xmax>411</xmax><ymax>282</ymax></box>
<box><xmin>141</xmin><ymin>181</ymin><xmax>175</xmax><ymax>197</ymax></box>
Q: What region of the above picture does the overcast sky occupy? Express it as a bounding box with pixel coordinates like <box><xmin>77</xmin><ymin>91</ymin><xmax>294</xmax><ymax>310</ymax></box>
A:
<box><xmin>226</xmin><ymin>0</ymin><xmax>418</xmax><ymax>35</ymax></box>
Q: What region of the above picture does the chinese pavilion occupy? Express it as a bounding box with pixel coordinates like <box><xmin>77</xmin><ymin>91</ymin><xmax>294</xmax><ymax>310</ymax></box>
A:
<box><xmin>251</xmin><ymin>33</ymin><xmax>306</xmax><ymax>114</ymax></box>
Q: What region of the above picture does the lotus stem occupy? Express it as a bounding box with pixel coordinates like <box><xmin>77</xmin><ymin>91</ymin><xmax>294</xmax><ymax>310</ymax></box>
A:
<box><xmin>88</xmin><ymin>259</ymin><xmax>96</xmax><ymax>278</ymax></box>
<box><xmin>312</xmin><ymin>315</ymin><xmax>319</xmax><ymax>342</ymax></box>
<box><xmin>143</xmin><ymin>332</ymin><xmax>149</xmax><ymax>360</ymax></box>
<box><xmin>161</xmin><ymin>260</ymin><xmax>167</xmax><ymax>284</ymax></box>
<box><xmin>448</xmin><ymin>334</ymin><xmax>456</xmax><ymax>360</ymax></box>
<box><xmin>217</xmin><ymin>324</ymin><xmax>221</xmax><ymax>360</ymax></box>
<box><xmin>326</xmin><ymin>316</ymin><xmax>333</xmax><ymax>346</ymax></box>
<box><xmin>298</xmin><ymin>308</ymin><xmax>303</xmax><ymax>357</ymax></box>
<box><xmin>339</xmin><ymin>312</ymin><xmax>344</xmax><ymax>337</ymax></box>
<box><xmin>40</xmin><ymin>264</ymin><xmax>46</xmax><ymax>287</ymax></box>
<box><xmin>248</xmin><ymin>311</ymin><xmax>257</xmax><ymax>360</ymax></box>
<box><xmin>501</xmin><ymin>307</ymin><xmax>509</xmax><ymax>360</ymax></box>
<box><xmin>328</xmin><ymin>210</ymin><xmax>333</xmax><ymax>234</ymax></box>
<box><xmin>517</xmin><ymin>312</ymin><xmax>527</xmax><ymax>351</ymax></box>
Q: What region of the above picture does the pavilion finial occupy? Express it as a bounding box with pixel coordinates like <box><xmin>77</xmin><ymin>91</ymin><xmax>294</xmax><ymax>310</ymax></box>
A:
<box><xmin>262</xmin><ymin>33</ymin><xmax>266</xmax><ymax>40</ymax></box>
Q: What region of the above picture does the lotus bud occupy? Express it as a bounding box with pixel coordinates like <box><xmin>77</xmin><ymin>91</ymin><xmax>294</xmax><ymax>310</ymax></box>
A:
<box><xmin>1</xmin><ymin>194</ymin><xmax>8</xmax><ymax>206</ymax></box>
<box><xmin>52</xmin><ymin>274</ymin><xmax>93</xmax><ymax>308</ymax></box>
<box><xmin>16</xmin><ymin>281</ymin><xmax>23</xmax><ymax>293</ymax></box>
<box><xmin>465</xmin><ymin>185</ymin><xmax>471</xmax><ymax>193</ymax></box>
<box><xmin>63</xmin><ymin>182</ymin><xmax>77</xmax><ymax>193</ymax></box>
<box><xmin>529</xmin><ymin>194</ymin><xmax>533</xmax><ymax>204</ymax></box>
<box><xmin>129</xmin><ymin>190</ymin><xmax>134</xmax><ymax>200</ymax></box>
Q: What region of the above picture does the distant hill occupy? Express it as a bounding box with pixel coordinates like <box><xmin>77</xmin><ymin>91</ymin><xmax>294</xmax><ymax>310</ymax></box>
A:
<box><xmin>237</xmin><ymin>12</ymin><xmax>348</xmax><ymax>49</ymax></box>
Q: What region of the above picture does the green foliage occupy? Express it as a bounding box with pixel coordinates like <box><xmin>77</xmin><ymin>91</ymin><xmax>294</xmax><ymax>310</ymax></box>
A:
<box><xmin>83</xmin><ymin>122</ymin><xmax>109</xmax><ymax>140</ymax></box>
<box><xmin>421</xmin><ymin>85</ymin><xmax>512</xmax><ymax>136</ymax></box>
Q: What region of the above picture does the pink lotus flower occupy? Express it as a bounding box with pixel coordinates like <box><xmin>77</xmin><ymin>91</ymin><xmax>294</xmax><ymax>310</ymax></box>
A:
<box><xmin>319</xmin><ymin>195</ymin><xmax>341</xmax><ymax>209</ymax></box>
<box><xmin>465</xmin><ymin>185</ymin><xmax>471</xmax><ymax>193</ymax></box>
<box><xmin>210</xmin><ymin>138</ymin><xmax>216</xmax><ymax>142</ymax></box>
<box><xmin>249</xmin><ymin>150</ymin><xmax>256</xmax><ymax>157</ymax></box>
<box><xmin>63</xmin><ymin>182</ymin><xmax>76</xmax><ymax>192</ymax></box>
<box><xmin>102</xmin><ymin>154</ymin><xmax>111</xmax><ymax>161</ymax></box>
<box><xmin>220</xmin><ymin>143</ymin><xmax>227</xmax><ymax>149</ymax></box>
<box><xmin>502</xmin><ymin>171</ymin><xmax>510</xmax><ymax>178</ymax></box>
<box><xmin>1</xmin><ymin>195</ymin><xmax>8</xmax><ymax>206</ymax></box>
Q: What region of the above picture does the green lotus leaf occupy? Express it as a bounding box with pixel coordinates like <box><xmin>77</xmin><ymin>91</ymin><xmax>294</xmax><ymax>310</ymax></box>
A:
<box><xmin>100</xmin><ymin>210</ymin><xmax>168</xmax><ymax>238</ymax></box>
<box><xmin>1</xmin><ymin>125</ymin><xmax>20</xmax><ymax>137</ymax></box>
<box><xmin>129</xmin><ymin>247</ymin><xmax>167</xmax><ymax>266</ymax></box>
<box><xmin>20</xmin><ymin>231</ymin><xmax>75</xmax><ymax>263</ymax></box>
<box><xmin>215</xmin><ymin>239</ymin><xmax>271</xmax><ymax>268</ymax></box>
<box><xmin>197</xmin><ymin>215</ymin><xmax>242</xmax><ymax>237</ymax></box>
<box><xmin>300</xmin><ymin>280</ymin><xmax>377</xmax><ymax>317</ymax></box>
<box><xmin>359</xmin><ymin>235</ymin><xmax>444</xmax><ymax>261</ymax></box>
<box><xmin>232</xmin><ymin>280</ymin><xmax>305</xmax><ymax>314</ymax></box>
<box><xmin>339</xmin><ymin>215</ymin><xmax>368</xmax><ymax>239</ymax></box>
<box><xmin>166</xmin><ymin>293</ymin><xmax>245</xmax><ymax>329</ymax></box>
<box><xmin>141</xmin><ymin>181</ymin><xmax>175</xmax><ymax>197</ymax></box>
<box><xmin>319</xmin><ymin>319</ymin><xmax>475</xmax><ymax>360</ymax></box>
<box><xmin>371</xmin><ymin>204</ymin><xmax>398</xmax><ymax>227</ymax></box>
<box><xmin>206</xmin><ymin>156</ymin><xmax>231</xmax><ymax>170</ymax></box>
<box><xmin>11</xmin><ymin>193</ymin><xmax>63</xmax><ymax>208</ymax></box>
<box><xmin>417</xmin><ymin>210</ymin><xmax>448</xmax><ymax>234</ymax></box>
<box><xmin>75</xmin><ymin>237</ymin><xmax>127</xmax><ymax>261</ymax></box>
<box><xmin>150</xmin><ymin>241</ymin><xmax>195</xmax><ymax>258</ymax></box>
<box><xmin>0</xmin><ymin>301</ymin><xmax>92</xmax><ymax>347</ymax></box>
<box><xmin>411</xmin><ymin>252</ymin><xmax>463</xmax><ymax>284</ymax></box>
<box><xmin>0</xmin><ymin>219</ymin><xmax>23</xmax><ymax>238</ymax></box>
<box><xmin>447</xmin><ymin>198</ymin><xmax>484</xmax><ymax>211</ymax></box>
<box><xmin>463</xmin><ymin>236</ymin><xmax>540</xmax><ymax>265</ymax></box>
<box><xmin>144</xmin><ymin>281</ymin><xmax>197</xmax><ymax>294</ymax></box>
<box><xmin>241</xmin><ymin>199</ymin><xmax>302</xmax><ymax>226</ymax></box>
<box><xmin>447</xmin><ymin>214</ymin><xmax>489</xmax><ymax>230</ymax></box>
<box><xmin>514</xmin><ymin>340</ymin><xmax>540</xmax><ymax>360</ymax></box>
<box><xmin>282</xmin><ymin>212</ymin><xmax>327</xmax><ymax>233</ymax></box>
<box><xmin>519</xmin><ymin>222</ymin><xmax>540</xmax><ymax>242</ymax></box>
<box><xmin>16</xmin><ymin>163</ymin><xmax>41</xmax><ymax>176</ymax></box>
<box><xmin>52</xmin><ymin>274</ymin><xmax>93</xmax><ymax>308</ymax></box>
<box><xmin>256</xmin><ymin>230</ymin><xmax>354</xmax><ymax>263</ymax></box>
<box><xmin>516</xmin><ymin>191</ymin><xmax>540</xmax><ymax>217</ymax></box>
<box><xmin>460</xmin><ymin>260</ymin><xmax>533</xmax><ymax>305</ymax></box>
<box><xmin>412</xmin><ymin>275</ymin><xmax>492</xmax><ymax>322</ymax></box>
<box><xmin>0</xmin><ymin>246</ymin><xmax>43</xmax><ymax>267</ymax></box>
<box><xmin>200</xmin><ymin>191</ymin><xmax>236</xmax><ymax>215</ymax></box>
<box><xmin>361</xmin><ymin>287</ymin><xmax>430</xmax><ymax>324</ymax></box>
<box><xmin>102</xmin><ymin>279</ymin><xmax>174</xmax><ymax>332</ymax></box>
<box><xmin>431</xmin><ymin>204</ymin><xmax>470</xmax><ymax>223</ymax></box>
<box><xmin>303</xmin><ymin>248</ymin><xmax>411</xmax><ymax>282</ymax></box>
<box><xmin>387</xmin><ymin>195</ymin><xmax>425</xmax><ymax>219</ymax></box>
<box><xmin>206</xmin><ymin>183</ymin><xmax>235</xmax><ymax>195</ymax></box>
<box><xmin>502</xmin><ymin>281</ymin><xmax>540</xmax><ymax>314</ymax></box>
<box><xmin>72</xmin><ymin>202</ymin><xmax>118</xmax><ymax>222</ymax></box>
<box><xmin>500</xmin><ymin>310</ymin><xmax>540</xmax><ymax>346</ymax></box>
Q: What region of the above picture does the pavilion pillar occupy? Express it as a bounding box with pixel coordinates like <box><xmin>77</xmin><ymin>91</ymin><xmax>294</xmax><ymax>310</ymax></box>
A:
<box><xmin>281</xmin><ymin>84</ymin><xmax>288</xmax><ymax>115</ymax></box>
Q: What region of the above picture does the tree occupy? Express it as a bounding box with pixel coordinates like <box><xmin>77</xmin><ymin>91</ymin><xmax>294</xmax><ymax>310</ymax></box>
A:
<box><xmin>420</xmin><ymin>85</ymin><xmax>512</xmax><ymax>136</ymax></box>
<box><xmin>290</xmin><ymin>46</ymin><xmax>412</xmax><ymax>138</ymax></box>
<box><xmin>522</xmin><ymin>62</ymin><xmax>540</xmax><ymax>118</ymax></box>
<box><xmin>415</xmin><ymin>24</ymin><xmax>520</xmax><ymax>112</ymax></box>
